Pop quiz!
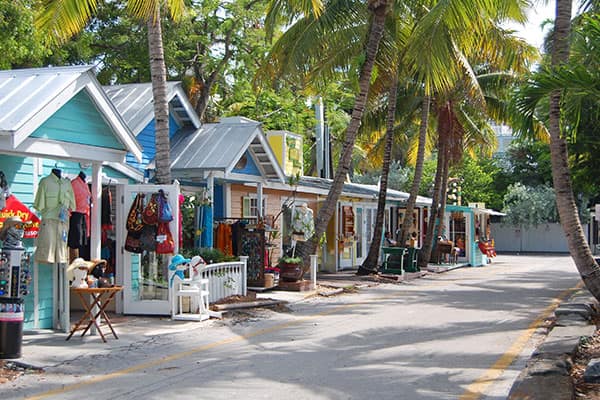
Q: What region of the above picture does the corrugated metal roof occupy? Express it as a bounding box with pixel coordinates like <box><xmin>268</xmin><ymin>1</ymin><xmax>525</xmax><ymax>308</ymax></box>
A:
<box><xmin>170</xmin><ymin>117</ymin><xmax>285</xmax><ymax>182</ymax></box>
<box><xmin>0</xmin><ymin>65</ymin><xmax>92</xmax><ymax>132</ymax></box>
<box><xmin>0</xmin><ymin>65</ymin><xmax>142</xmax><ymax>162</ymax></box>
<box><xmin>298</xmin><ymin>176</ymin><xmax>432</xmax><ymax>205</ymax></box>
<box><xmin>104</xmin><ymin>82</ymin><xmax>201</xmax><ymax>134</ymax></box>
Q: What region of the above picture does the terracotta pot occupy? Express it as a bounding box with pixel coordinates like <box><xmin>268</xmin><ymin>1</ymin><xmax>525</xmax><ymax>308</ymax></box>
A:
<box><xmin>279</xmin><ymin>262</ymin><xmax>303</xmax><ymax>282</ymax></box>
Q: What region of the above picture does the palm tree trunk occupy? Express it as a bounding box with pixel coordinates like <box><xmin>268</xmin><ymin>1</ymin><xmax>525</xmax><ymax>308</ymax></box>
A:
<box><xmin>549</xmin><ymin>0</ymin><xmax>600</xmax><ymax>298</ymax></box>
<box><xmin>398</xmin><ymin>95</ymin><xmax>430</xmax><ymax>245</ymax></box>
<box><xmin>435</xmin><ymin>144</ymin><xmax>450</xmax><ymax>240</ymax></box>
<box><xmin>295</xmin><ymin>0</ymin><xmax>390</xmax><ymax>267</ymax></box>
<box><xmin>147</xmin><ymin>9</ymin><xmax>172</xmax><ymax>184</ymax></box>
<box><xmin>357</xmin><ymin>73</ymin><xmax>399</xmax><ymax>275</ymax></box>
<box><xmin>418</xmin><ymin>137</ymin><xmax>446</xmax><ymax>269</ymax></box>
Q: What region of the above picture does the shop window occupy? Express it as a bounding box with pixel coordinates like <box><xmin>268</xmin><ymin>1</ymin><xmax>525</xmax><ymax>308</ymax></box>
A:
<box><xmin>242</xmin><ymin>196</ymin><xmax>267</xmax><ymax>218</ymax></box>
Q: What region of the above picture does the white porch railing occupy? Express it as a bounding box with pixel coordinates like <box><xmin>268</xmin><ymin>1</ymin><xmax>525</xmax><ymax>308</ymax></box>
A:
<box><xmin>201</xmin><ymin>256</ymin><xmax>247</xmax><ymax>303</ymax></box>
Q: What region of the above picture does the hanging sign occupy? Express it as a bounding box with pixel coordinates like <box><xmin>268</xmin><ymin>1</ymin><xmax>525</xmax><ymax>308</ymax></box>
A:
<box><xmin>0</xmin><ymin>195</ymin><xmax>40</xmax><ymax>238</ymax></box>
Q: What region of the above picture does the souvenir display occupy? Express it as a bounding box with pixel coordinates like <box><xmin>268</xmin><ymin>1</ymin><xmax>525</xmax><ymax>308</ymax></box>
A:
<box><xmin>32</xmin><ymin>169</ymin><xmax>76</xmax><ymax>264</ymax></box>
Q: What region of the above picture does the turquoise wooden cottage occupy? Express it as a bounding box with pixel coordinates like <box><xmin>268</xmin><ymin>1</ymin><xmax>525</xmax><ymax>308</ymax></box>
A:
<box><xmin>440</xmin><ymin>204</ymin><xmax>503</xmax><ymax>266</ymax></box>
<box><xmin>0</xmin><ymin>65</ymin><xmax>142</xmax><ymax>330</ymax></box>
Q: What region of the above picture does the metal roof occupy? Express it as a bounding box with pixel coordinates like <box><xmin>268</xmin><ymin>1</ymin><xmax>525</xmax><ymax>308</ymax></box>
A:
<box><xmin>297</xmin><ymin>176</ymin><xmax>432</xmax><ymax>206</ymax></box>
<box><xmin>104</xmin><ymin>82</ymin><xmax>201</xmax><ymax>135</ymax></box>
<box><xmin>169</xmin><ymin>117</ymin><xmax>285</xmax><ymax>182</ymax></box>
<box><xmin>0</xmin><ymin>65</ymin><xmax>142</xmax><ymax>163</ymax></box>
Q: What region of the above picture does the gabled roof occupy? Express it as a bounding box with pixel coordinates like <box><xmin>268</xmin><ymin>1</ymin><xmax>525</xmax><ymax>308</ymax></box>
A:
<box><xmin>169</xmin><ymin>117</ymin><xmax>285</xmax><ymax>182</ymax></box>
<box><xmin>104</xmin><ymin>82</ymin><xmax>201</xmax><ymax>134</ymax></box>
<box><xmin>0</xmin><ymin>65</ymin><xmax>142</xmax><ymax>162</ymax></box>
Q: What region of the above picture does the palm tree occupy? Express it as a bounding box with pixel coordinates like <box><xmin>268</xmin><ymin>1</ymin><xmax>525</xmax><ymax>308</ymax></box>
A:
<box><xmin>357</xmin><ymin>72</ymin><xmax>399</xmax><ymax>274</ymax></box>
<box><xmin>272</xmin><ymin>0</ymin><xmax>392</xmax><ymax>266</ymax></box>
<box><xmin>545</xmin><ymin>0</ymin><xmax>600</xmax><ymax>297</ymax></box>
<box><xmin>514</xmin><ymin>3</ymin><xmax>600</xmax><ymax>300</ymax></box>
<box><xmin>37</xmin><ymin>0</ymin><xmax>186</xmax><ymax>184</ymax></box>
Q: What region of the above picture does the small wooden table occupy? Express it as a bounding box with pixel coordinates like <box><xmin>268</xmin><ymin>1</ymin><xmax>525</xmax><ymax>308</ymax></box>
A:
<box><xmin>66</xmin><ymin>286</ymin><xmax>123</xmax><ymax>343</ymax></box>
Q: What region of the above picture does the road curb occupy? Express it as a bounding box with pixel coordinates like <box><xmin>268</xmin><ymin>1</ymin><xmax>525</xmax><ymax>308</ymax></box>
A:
<box><xmin>508</xmin><ymin>289</ymin><xmax>598</xmax><ymax>399</ymax></box>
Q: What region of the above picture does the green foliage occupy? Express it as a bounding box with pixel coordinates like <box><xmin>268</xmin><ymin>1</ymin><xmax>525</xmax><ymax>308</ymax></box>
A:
<box><xmin>278</xmin><ymin>255</ymin><xmax>302</xmax><ymax>265</ymax></box>
<box><xmin>502</xmin><ymin>183</ymin><xmax>558</xmax><ymax>227</ymax></box>
<box><xmin>353</xmin><ymin>161</ymin><xmax>413</xmax><ymax>192</ymax></box>
<box><xmin>181</xmin><ymin>247</ymin><xmax>237</xmax><ymax>264</ymax></box>
<box><xmin>451</xmin><ymin>156</ymin><xmax>496</xmax><ymax>208</ymax></box>
<box><xmin>0</xmin><ymin>0</ymin><xmax>52</xmax><ymax>68</ymax></box>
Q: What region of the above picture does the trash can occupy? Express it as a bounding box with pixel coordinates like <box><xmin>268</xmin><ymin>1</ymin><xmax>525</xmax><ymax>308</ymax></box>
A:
<box><xmin>0</xmin><ymin>298</ymin><xmax>24</xmax><ymax>359</ymax></box>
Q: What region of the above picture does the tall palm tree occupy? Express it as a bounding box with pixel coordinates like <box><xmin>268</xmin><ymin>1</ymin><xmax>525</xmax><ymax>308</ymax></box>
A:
<box><xmin>398</xmin><ymin>94</ymin><xmax>430</xmax><ymax>246</ymax></box>
<box><xmin>37</xmin><ymin>0</ymin><xmax>186</xmax><ymax>184</ymax></box>
<box><xmin>264</xmin><ymin>0</ymin><xmax>521</xmax><ymax>270</ymax></box>
<box><xmin>357</xmin><ymin>72</ymin><xmax>399</xmax><ymax>274</ymax></box>
<box><xmin>278</xmin><ymin>0</ymin><xmax>393</xmax><ymax>266</ymax></box>
<box><xmin>546</xmin><ymin>0</ymin><xmax>600</xmax><ymax>297</ymax></box>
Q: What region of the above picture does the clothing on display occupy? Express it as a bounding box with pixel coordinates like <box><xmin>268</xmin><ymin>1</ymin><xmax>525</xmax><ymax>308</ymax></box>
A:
<box><xmin>0</xmin><ymin>171</ymin><xmax>10</xmax><ymax>210</ymax></box>
<box><xmin>70</xmin><ymin>172</ymin><xmax>91</xmax><ymax>230</ymax></box>
<box><xmin>291</xmin><ymin>203</ymin><xmax>315</xmax><ymax>241</ymax></box>
<box><xmin>33</xmin><ymin>170</ymin><xmax>76</xmax><ymax>264</ymax></box>
<box><xmin>69</xmin><ymin>172</ymin><xmax>91</xmax><ymax>259</ymax></box>
<box><xmin>215</xmin><ymin>222</ymin><xmax>233</xmax><ymax>256</ymax></box>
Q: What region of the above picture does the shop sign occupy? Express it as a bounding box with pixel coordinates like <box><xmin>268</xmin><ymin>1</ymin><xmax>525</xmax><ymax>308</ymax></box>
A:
<box><xmin>0</xmin><ymin>195</ymin><xmax>40</xmax><ymax>238</ymax></box>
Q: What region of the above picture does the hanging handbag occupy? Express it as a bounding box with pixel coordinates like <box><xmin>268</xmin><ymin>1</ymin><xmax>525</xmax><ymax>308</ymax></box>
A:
<box><xmin>157</xmin><ymin>189</ymin><xmax>173</xmax><ymax>223</ymax></box>
<box><xmin>124</xmin><ymin>230</ymin><xmax>143</xmax><ymax>253</ymax></box>
<box><xmin>140</xmin><ymin>224</ymin><xmax>157</xmax><ymax>252</ymax></box>
<box><xmin>155</xmin><ymin>222</ymin><xmax>175</xmax><ymax>254</ymax></box>
<box><xmin>142</xmin><ymin>193</ymin><xmax>160</xmax><ymax>225</ymax></box>
<box><xmin>126</xmin><ymin>193</ymin><xmax>145</xmax><ymax>233</ymax></box>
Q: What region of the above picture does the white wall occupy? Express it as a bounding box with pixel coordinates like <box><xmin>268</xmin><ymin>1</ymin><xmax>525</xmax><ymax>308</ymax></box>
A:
<box><xmin>492</xmin><ymin>223</ymin><xmax>590</xmax><ymax>253</ymax></box>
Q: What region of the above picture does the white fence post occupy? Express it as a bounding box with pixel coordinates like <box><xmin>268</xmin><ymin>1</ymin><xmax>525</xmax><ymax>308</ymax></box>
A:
<box><xmin>239</xmin><ymin>256</ymin><xmax>248</xmax><ymax>296</ymax></box>
<box><xmin>310</xmin><ymin>254</ymin><xmax>318</xmax><ymax>288</ymax></box>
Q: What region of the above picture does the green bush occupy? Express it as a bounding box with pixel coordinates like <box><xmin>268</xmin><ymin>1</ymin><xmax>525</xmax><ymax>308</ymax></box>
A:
<box><xmin>181</xmin><ymin>247</ymin><xmax>238</xmax><ymax>264</ymax></box>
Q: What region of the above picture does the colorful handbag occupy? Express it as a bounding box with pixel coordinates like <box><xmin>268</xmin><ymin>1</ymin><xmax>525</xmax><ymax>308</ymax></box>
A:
<box><xmin>126</xmin><ymin>193</ymin><xmax>145</xmax><ymax>233</ymax></box>
<box><xmin>155</xmin><ymin>222</ymin><xmax>175</xmax><ymax>254</ymax></box>
<box><xmin>124</xmin><ymin>230</ymin><xmax>143</xmax><ymax>253</ymax></box>
<box><xmin>142</xmin><ymin>193</ymin><xmax>159</xmax><ymax>225</ymax></box>
<box><xmin>157</xmin><ymin>189</ymin><xmax>173</xmax><ymax>223</ymax></box>
<box><xmin>140</xmin><ymin>224</ymin><xmax>157</xmax><ymax>252</ymax></box>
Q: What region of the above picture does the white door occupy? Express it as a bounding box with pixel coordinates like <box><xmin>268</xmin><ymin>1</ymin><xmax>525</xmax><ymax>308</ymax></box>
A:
<box><xmin>447</xmin><ymin>211</ymin><xmax>470</xmax><ymax>263</ymax></box>
<box><xmin>116</xmin><ymin>183</ymin><xmax>180</xmax><ymax>315</ymax></box>
<box><xmin>355</xmin><ymin>205</ymin><xmax>376</xmax><ymax>266</ymax></box>
<box><xmin>337</xmin><ymin>202</ymin><xmax>355</xmax><ymax>270</ymax></box>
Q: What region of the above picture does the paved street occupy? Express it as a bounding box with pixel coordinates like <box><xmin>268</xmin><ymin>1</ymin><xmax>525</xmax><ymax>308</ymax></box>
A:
<box><xmin>5</xmin><ymin>254</ymin><xmax>583</xmax><ymax>400</ymax></box>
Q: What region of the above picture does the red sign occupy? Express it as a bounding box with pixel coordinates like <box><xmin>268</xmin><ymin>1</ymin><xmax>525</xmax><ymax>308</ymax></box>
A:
<box><xmin>0</xmin><ymin>195</ymin><xmax>40</xmax><ymax>238</ymax></box>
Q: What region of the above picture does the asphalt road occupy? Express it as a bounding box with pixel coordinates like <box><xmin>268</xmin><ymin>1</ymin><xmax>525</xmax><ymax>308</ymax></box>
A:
<box><xmin>6</xmin><ymin>254</ymin><xmax>583</xmax><ymax>400</ymax></box>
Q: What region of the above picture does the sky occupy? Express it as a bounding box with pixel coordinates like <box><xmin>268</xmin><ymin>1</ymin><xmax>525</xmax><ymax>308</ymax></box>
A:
<box><xmin>507</xmin><ymin>2</ymin><xmax>556</xmax><ymax>50</ymax></box>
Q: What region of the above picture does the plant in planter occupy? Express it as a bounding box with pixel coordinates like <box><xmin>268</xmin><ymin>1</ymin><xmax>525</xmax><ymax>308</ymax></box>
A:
<box><xmin>277</xmin><ymin>255</ymin><xmax>304</xmax><ymax>282</ymax></box>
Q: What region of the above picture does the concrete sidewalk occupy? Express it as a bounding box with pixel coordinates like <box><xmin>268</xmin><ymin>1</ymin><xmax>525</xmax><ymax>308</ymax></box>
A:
<box><xmin>12</xmin><ymin>268</ymin><xmax>423</xmax><ymax>373</ymax></box>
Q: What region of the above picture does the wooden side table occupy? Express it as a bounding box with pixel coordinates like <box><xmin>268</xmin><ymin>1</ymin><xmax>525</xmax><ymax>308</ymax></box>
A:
<box><xmin>66</xmin><ymin>286</ymin><xmax>123</xmax><ymax>343</ymax></box>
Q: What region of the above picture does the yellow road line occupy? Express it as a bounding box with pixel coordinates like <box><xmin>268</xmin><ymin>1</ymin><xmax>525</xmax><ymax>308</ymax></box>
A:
<box><xmin>27</xmin><ymin>279</ymin><xmax>584</xmax><ymax>400</ymax></box>
<box><xmin>458</xmin><ymin>280</ymin><xmax>585</xmax><ymax>400</ymax></box>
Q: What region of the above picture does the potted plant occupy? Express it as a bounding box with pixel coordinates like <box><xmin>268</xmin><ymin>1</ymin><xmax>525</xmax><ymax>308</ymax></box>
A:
<box><xmin>277</xmin><ymin>255</ymin><xmax>304</xmax><ymax>282</ymax></box>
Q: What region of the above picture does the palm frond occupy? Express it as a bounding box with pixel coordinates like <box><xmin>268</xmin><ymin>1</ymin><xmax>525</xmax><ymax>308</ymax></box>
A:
<box><xmin>36</xmin><ymin>0</ymin><xmax>98</xmax><ymax>43</ymax></box>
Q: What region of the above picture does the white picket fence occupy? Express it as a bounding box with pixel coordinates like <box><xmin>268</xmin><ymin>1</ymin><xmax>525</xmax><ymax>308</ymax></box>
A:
<box><xmin>201</xmin><ymin>256</ymin><xmax>248</xmax><ymax>303</ymax></box>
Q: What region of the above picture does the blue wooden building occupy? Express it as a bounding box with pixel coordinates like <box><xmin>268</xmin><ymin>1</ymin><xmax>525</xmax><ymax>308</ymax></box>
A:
<box><xmin>0</xmin><ymin>66</ymin><xmax>142</xmax><ymax>330</ymax></box>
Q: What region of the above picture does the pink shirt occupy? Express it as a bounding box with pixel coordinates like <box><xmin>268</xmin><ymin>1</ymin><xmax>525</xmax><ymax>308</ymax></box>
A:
<box><xmin>71</xmin><ymin>176</ymin><xmax>91</xmax><ymax>215</ymax></box>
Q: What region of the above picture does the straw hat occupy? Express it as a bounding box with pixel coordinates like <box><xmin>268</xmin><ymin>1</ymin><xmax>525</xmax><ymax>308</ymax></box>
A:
<box><xmin>67</xmin><ymin>258</ymin><xmax>95</xmax><ymax>282</ymax></box>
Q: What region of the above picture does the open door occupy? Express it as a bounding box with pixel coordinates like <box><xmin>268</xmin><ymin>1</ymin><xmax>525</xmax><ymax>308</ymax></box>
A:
<box><xmin>116</xmin><ymin>183</ymin><xmax>180</xmax><ymax>315</ymax></box>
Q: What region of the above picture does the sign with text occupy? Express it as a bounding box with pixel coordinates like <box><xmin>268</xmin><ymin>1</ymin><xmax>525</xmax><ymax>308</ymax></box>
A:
<box><xmin>0</xmin><ymin>195</ymin><xmax>40</xmax><ymax>238</ymax></box>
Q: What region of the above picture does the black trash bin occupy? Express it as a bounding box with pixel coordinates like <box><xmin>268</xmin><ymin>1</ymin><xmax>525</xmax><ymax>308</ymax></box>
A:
<box><xmin>0</xmin><ymin>298</ymin><xmax>24</xmax><ymax>359</ymax></box>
